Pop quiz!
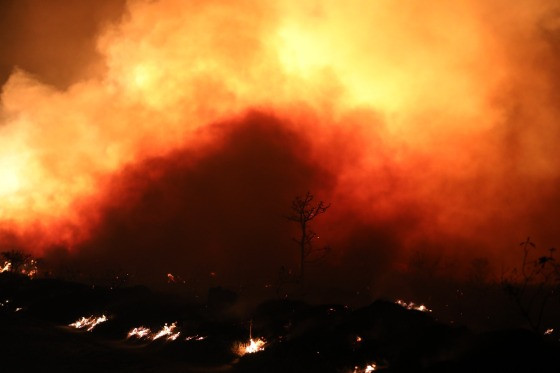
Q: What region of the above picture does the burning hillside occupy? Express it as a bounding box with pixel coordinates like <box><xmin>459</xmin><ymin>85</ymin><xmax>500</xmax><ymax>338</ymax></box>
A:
<box><xmin>1</xmin><ymin>274</ymin><xmax>559</xmax><ymax>372</ymax></box>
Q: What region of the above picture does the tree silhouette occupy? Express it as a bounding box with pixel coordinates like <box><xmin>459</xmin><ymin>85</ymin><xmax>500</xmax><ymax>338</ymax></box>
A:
<box><xmin>501</xmin><ymin>237</ymin><xmax>559</xmax><ymax>332</ymax></box>
<box><xmin>286</xmin><ymin>192</ymin><xmax>330</xmax><ymax>284</ymax></box>
<box><xmin>1</xmin><ymin>249</ymin><xmax>32</xmax><ymax>274</ymax></box>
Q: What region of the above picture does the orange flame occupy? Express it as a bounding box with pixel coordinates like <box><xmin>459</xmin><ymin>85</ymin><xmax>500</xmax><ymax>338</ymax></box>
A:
<box><xmin>0</xmin><ymin>262</ymin><xmax>11</xmax><ymax>273</ymax></box>
<box><xmin>127</xmin><ymin>326</ymin><xmax>152</xmax><ymax>339</ymax></box>
<box><xmin>69</xmin><ymin>315</ymin><xmax>108</xmax><ymax>331</ymax></box>
<box><xmin>235</xmin><ymin>338</ymin><xmax>266</xmax><ymax>356</ymax></box>
<box><xmin>151</xmin><ymin>322</ymin><xmax>180</xmax><ymax>341</ymax></box>
<box><xmin>395</xmin><ymin>299</ymin><xmax>432</xmax><ymax>313</ymax></box>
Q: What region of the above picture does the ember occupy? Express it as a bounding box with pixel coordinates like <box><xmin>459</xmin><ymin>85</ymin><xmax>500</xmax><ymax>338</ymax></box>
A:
<box><xmin>185</xmin><ymin>335</ymin><xmax>207</xmax><ymax>341</ymax></box>
<box><xmin>352</xmin><ymin>363</ymin><xmax>377</xmax><ymax>373</ymax></box>
<box><xmin>353</xmin><ymin>363</ymin><xmax>377</xmax><ymax>372</ymax></box>
<box><xmin>0</xmin><ymin>261</ymin><xmax>11</xmax><ymax>273</ymax></box>
<box><xmin>69</xmin><ymin>315</ymin><xmax>108</xmax><ymax>332</ymax></box>
<box><xmin>127</xmin><ymin>322</ymin><xmax>182</xmax><ymax>341</ymax></box>
<box><xmin>395</xmin><ymin>299</ymin><xmax>432</xmax><ymax>313</ymax></box>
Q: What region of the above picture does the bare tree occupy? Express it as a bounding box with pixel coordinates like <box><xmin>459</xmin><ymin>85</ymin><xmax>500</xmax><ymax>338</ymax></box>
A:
<box><xmin>286</xmin><ymin>192</ymin><xmax>330</xmax><ymax>284</ymax></box>
<box><xmin>501</xmin><ymin>237</ymin><xmax>559</xmax><ymax>332</ymax></box>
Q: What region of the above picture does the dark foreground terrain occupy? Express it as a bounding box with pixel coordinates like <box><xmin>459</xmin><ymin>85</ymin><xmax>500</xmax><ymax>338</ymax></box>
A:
<box><xmin>0</xmin><ymin>274</ymin><xmax>559</xmax><ymax>373</ymax></box>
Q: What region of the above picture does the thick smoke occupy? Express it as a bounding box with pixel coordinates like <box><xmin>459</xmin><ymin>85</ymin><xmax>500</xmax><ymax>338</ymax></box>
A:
<box><xmin>0</xmin><ymin>0</ymin><xmax>126</xmax><ymax>88</ymax></box>
<box><xmin>1</xmin><ymin>0</ymin><xmax>560</xmax><ymax>290</ymax></box>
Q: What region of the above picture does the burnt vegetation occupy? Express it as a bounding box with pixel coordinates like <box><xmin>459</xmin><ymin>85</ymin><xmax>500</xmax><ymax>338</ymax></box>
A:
<box><xmin>285</xmin><ymin>191</ymin><xmax>331</xmax><ymax>284</ymax></box>
<box><xmin>1</xmin><ymin>238</ymin><xmax>560</xmax><ymax>372</ymax></box>
<box><xmin>501</xmin><ymin>237</ymin><xmax>560</xmax><ymax>333</ymax></box>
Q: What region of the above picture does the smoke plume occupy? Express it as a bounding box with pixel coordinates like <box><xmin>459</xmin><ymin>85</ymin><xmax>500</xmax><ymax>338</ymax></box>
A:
<box><xmin>1</xmin><ymin>0</ymin><xmax>560</xmax><ymax>288</ymax></box>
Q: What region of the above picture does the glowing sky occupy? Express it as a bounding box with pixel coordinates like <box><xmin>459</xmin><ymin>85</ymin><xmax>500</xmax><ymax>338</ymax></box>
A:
<box><xmin>1</xmin><ymin>0</ymin><xmax>560</xmax><ymax>285</ymax></box>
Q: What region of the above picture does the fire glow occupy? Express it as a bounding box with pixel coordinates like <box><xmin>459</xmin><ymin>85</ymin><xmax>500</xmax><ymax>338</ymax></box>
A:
<box><xmin>127</xmin><ymin>322</ymin><xmax>181</xmax><ymax>342</ymax></box>
<box><xmin>0</xmin><ymin>262</ymin><xmax>11</xmax><ymax>273</ymax></box>
<box><xmin>152</xmin><ymin>322</ymin><xmax>180</xmax><ymax>341</ymax></box>
<box><xmin>185</xmin><ymin>334</ymin><xmax>207</xmax><ymax>342</ymax></box>
<box><xmin>235</xmin><ymin>338</ymin><xmax>266</xmax><ymax>356</ymax></box>
<box><xmin>127</xmin><ymin>326</ymin><xmax>151</xmax><ymax>339</ymax></box>
<box><xmin>395</xmin><ymin>300</ymin><xmax>432</xmax><ymax>313</ymax></box>
<box><xmin>69</xmin><ymin>315</ymin><xmax>108</xmax><ymax>332</ymax></box>
<box><xmin>353</xmin><ymin>363</ymin><xmax>377</xmax><ymax>373</ymax></box>
<box><xmin>0</xmin><ymin>0</ymin><xmax>559</xmax><ymax>281</ymax></box>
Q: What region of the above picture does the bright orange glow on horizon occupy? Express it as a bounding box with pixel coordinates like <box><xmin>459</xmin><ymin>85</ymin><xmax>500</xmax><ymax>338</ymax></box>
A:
<box><xmin>1</xmin><ymin>0</ymin><xmax>559</xmax><ymax>276</ymax></box>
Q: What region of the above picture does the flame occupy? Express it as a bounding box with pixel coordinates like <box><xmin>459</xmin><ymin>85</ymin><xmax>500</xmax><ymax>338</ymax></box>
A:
<box><xmin>544</xmin><ymin>328</ymin><xmax>554</xmax><ymax>335</ymax></box>
<box><xmin>235</xmin><ymin>338</ymin><xmax>266</xmax><ymax>356</ymax></box>
<box><xmin>395</xmin><ymin>299</ymin><xmax>432</xmax><ymax>313</ymax></box>
<box><xmin>185</xmin><ymin>334</ymin><xmax>207</xmax><ymax>341</ymax></box>
<box><xmin>0</xmin><ymin>259</ymin><xmax>37</xmax><ymax>278</ymax></box>
<box><xmin>127</xmin><ymin>322</ymin><xmax>182</xmax><ymax>341</ymax></box>
<box><xmin>353</xmin><ymin>363</ymin><xmax>377</xmax><ymax>373</ymax></box>
<box><xmin>127</xmin><ymin>326</ymin><xmax>152</xmax><ymax>339</ymax></box>
<box><xmin>0</xmin><ymin>262</ymin><xmax>11</xmax><ymax>273</ymax></box>
<box><xmin>151</xmin><ymin>322</ymin><xmax>180</xmax><ymax>341</ymax></box>
<box><xmin>69</xmin><ymin>315</ymin><xmax>108</xmax><ymax>331</ymax></box>
<box><xmin>22</xmin><ymin>259</ymin><xmax>38</xmax><ymax>278</ymax></box>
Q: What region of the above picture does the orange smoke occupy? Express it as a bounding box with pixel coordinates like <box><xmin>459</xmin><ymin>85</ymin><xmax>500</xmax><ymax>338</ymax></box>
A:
<box><xmin>1</xmin><ymin>0</ymin><xmax>560</xmax><ymax>275</ymax></box>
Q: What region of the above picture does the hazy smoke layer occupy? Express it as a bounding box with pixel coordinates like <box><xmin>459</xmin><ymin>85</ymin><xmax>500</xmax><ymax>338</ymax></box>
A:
<box><xmin>1</xmin><ymin>0</ymin><xmax>560</xmax><ymax>286</ymax></box>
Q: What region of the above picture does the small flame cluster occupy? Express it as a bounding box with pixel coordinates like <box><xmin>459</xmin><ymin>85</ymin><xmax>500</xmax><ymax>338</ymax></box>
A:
<box><xmin>353</xmin><ymin>363</ymin><xmax>377</xmax><ymax>372</ymax></box>
<box><xmin>127</xmin><ymin>322</ymin><xmax>207</xmax><ymax>343</ymax></box>
<box><xmin>234</xmin><ymin>338</ymin><xmax>266</xmax><ymax>356</ymax></box>
<box><xmin>128</xmin><ymin>322</ymin><xmax>180</xmax><ymax>341</ymax></box>
<box><xmin>185</xmin><ymin>334</ymin><xmax>207</xmax><ymax>341</ymax></box>
<box><xmin>23</xmin><ymin>259</ymin><xmax>38</xmax><ymax>278</ymax></box>
<box><xmin>0</xmin><ymin>260</ymin><xmax>38</xmax><ymax>278</ymax></box>
<box><xmin>395</xmin><ymin>300</ymin><xmax>432</xmax><ymax>313</ymax></box>
<box><xmin>69</xmin><ymin>315</ymin><xmax>108</xmax><ymax>331</ymax></box>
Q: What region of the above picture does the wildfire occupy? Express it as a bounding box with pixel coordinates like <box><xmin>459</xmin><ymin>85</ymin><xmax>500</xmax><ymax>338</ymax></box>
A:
<box><xmin>235</xmin><ymin>338</ymin><xmax>266</xmax><ymax>356</ymax></box>
<box><xmin>22</xmin><ymin>259</ymin><xmax>38</xmax><ymax>278</ymax></box>
<box><xmin>127</xmin><ymin>326</ymin><xmax>152</xmax><ymax>339</ymax></box>
<box><xmin>544</xmin><ymin>328</ymin><xmax>554</xmax><ymax>335</ymax></box>
<box><xmin>127</xmin><ymin>322</ymin><xmax>181</xmax><ymax>341</ymax></box>
<box><xmin>185</xmin><ymin>334</ymin><xmax>207</xmax><ymax>341</ymax></box>
<box><xmin>152</xmin><ymin>322</ymin><xmax>180</xmax><ymax>341</ymax></box>
<box><xmin>0</xmin><ymin>262</ymin><xmax>11</xmax><ymax>273</ymax></box>
<box><xmin>395</xmin><ymin>300</ymin><xmax>432</xmax><ymax>313</ymax></box>
<box><xmin>69</xmin><ymin>315</ymin><xmax>108</xmax><ymax>331</ymax></box>
<box><xmin>353</xmin><ymin>363</ymin><xmax>377</xmax><ymax>372</ymax></box>
<box><xmin>0</xmin><ymin>259</ymin><xmax>38</xmax><ymax>278</ymax></box>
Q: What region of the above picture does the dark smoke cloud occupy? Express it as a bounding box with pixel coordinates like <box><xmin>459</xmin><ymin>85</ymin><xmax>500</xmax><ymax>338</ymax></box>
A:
<box><xmin>0</xmin><ymin>0</ymin><xmax>126</xmax><ymax>88</ymax></box>
<box><xmin>53</xmin><ymin>111</ymin><xmax>409</xmax><ymax>293</ymax></box>
<box><xmin>73</xmin><ymin>112</ymin><xmax>333</xmax><ymax>283</ymax></box>
<box><xmin>6</xmin><ymin>1</ymin><xmax>560</xmax><ymax>300</ymax></box>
